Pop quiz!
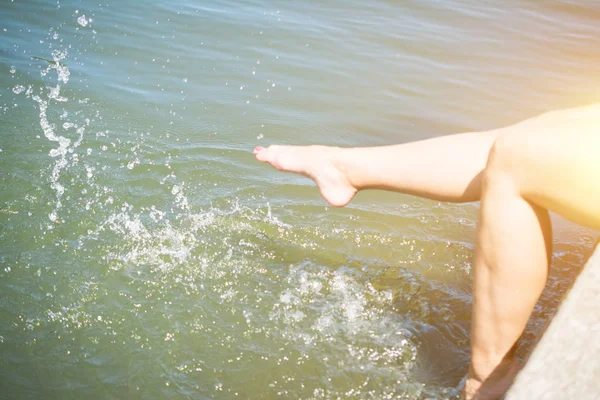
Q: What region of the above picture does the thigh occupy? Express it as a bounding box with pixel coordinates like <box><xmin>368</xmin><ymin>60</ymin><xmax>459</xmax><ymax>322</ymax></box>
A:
<box><xmin>492</xmin><ymin>104</ymin><xmax>600</xmax><ymax>230</ymax></box>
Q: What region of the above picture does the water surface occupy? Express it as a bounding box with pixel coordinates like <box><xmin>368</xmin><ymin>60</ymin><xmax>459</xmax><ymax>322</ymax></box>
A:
<box><xmin>1</xmin><ymin>0</ymin><xmax>599</xmax><ymax>398</ymax></box>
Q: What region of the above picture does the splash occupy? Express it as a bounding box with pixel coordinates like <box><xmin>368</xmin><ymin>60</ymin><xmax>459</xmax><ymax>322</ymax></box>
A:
<box><xmin>39</xmin><ymin>49</ymin><xmax>70</xmax><ymax>84</ymax></box>
<box><xmin>31</xmin><ymin>92</ymin><xmax>70</xmax><ymax>221</ymax></box>
<box><xmin>14</xmin><ymin>47</ymin><xmax>89</xmax><ymax>222</ymax></box>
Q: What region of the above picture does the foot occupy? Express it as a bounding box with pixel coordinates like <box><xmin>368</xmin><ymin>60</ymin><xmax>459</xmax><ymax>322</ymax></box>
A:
<box><xmin>253</xmin><ymin>145</ymin><xmax>357</xmax><ymax>207</ymax></box>
<box><xmin>462</xmin><ymin>359</ymin><xmax>520</xmax><ymax>400</ymax></box>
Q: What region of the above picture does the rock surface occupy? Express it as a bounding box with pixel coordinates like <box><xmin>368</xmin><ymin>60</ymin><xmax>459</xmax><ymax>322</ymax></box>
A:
<box><xmin>506</xmin><ymin>246</ymin><xmax>600</xmax><ymax>399</ymax></box>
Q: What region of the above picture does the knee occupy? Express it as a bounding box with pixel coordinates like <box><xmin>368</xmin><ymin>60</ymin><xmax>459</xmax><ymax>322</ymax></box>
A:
<box><xmin>487</xmin><ymin>133</ymin><xmax>523</xmax><ymax>170</ymax></box>
<box><xmin>482</xmin><ymin>133</ymin><xmax>524</xmax><ymax>185</ymax></box>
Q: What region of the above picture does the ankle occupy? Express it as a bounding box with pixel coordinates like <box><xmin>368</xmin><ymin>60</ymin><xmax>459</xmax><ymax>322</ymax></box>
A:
<box><xmin>330</xmin><ymin>147</ymin><xmax>361</xmax><ymax>191</ymax></box>
<box><xmin>468</xmin><ymin>356</ymin><xmax>518</xmax><ymax>382</ymax></box>
<box><xmin>465</xmin><ymin>357</ymin><xmax>519</xmax><ymax>399</ymax></box>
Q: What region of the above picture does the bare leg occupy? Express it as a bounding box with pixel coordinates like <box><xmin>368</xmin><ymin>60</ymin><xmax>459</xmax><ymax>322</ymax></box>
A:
<box><xmin>254</xmin><ymin>103</ymin><xmax>600</xmax><ymax>399</ymax></box>
<box><xmin>465</xmin><ymin>159</ymin><xmax>551</xmax><ymax>399</ymax></box>
<box><xmin>255</xmin><ymin>129</ymin><xmax>500</xmax><ymax>206</ymax></box>
<box><xmin>254</xmin><ymin>104</ymin><xmax>600</xmax><ymax>207</ymax></box>
<box><xmin>466</xmin><ymin>107</ymin><xmax>600</xmax><ymax>399</ymax></box>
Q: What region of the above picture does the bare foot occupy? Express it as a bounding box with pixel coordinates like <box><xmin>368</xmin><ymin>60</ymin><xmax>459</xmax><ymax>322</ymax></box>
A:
<box><xmin>253</xmin><ymin>145</ymin><xmax>357</xmax><ymax>207</ymax></box>
<box><xmin>463</xmin><ymin>359</ymin><xmax>520</xmax><ymax>400</ymax></box>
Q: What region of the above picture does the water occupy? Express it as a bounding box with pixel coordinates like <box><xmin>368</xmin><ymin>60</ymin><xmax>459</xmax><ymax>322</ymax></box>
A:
<box><xmin>1</xmin><ymin>0</ymin><xmax>599</xmax><ymax>398</ymax></box>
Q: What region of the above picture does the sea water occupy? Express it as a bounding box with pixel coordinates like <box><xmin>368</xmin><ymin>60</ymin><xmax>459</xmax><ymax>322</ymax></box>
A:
<box><xmin>1</xmin><ymin>0</ymin><xmax>599</xmax><ymax>398</ymax></box>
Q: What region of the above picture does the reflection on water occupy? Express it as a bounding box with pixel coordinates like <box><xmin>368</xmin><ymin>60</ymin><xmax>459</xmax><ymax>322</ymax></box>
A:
<box><xmin>0</xmin><ymin>0</ymin><xmax>598</xmax><ymax>398</ymax></box>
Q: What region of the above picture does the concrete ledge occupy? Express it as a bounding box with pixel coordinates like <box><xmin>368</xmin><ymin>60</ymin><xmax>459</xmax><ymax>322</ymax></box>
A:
<box><xmin>506</xmin><ymin>246</ymin><xmax>600</xmax><ymax>399</ymax></box>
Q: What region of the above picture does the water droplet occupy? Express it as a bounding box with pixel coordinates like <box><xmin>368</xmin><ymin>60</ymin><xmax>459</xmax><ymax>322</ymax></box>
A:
<box><xmin>11</xmin><ymin>85</ymin><xmax>25</xmax><ymax>94</ymax></box>
<box><xmin>9</xmin><ymin>66</ymin><xmax>16</xmax><ymax>74</ymax></box>
<box><xmin>257</xmin><ymin>134</ymin><xmax>264</xmax><ymax>140</ymax></box>
<box><xmin>77</xmin><ymin>15</ymin><xmax>89</xmax><ymax>27</ymax></box>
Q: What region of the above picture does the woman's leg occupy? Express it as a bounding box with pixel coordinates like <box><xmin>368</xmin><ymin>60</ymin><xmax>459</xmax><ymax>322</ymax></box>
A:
<box><xmin>254</xmin><ymin>129</ymin><xmax>500</xmax><ymax>206</ymax></box>
<box><xmin>466</xmin><ymin>108</ymin><xmax>600</xmax><ymax>399</ymax></box>
<box><xmin>253</xmin><ymin>105</ymin><xmax>599</xmax><ymax>207</ymax></box>
<box><xmin>254</xmin><ymin>103</ymin><xmax>600</xmax><ymax>399</ymax></box>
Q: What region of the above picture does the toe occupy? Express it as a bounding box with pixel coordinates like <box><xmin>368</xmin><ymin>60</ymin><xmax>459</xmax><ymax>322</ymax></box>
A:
<box><xmin>254</xmin><ymin>146</ymin><xmax>269</xmax><ymax>162</ymax></box>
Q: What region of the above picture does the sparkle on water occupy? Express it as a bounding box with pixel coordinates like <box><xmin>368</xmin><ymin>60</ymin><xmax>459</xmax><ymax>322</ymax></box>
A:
<box><xmin>1</xmin><ymin>0</ymin><xmax>599</xmax><ymax>399</ymax></box>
